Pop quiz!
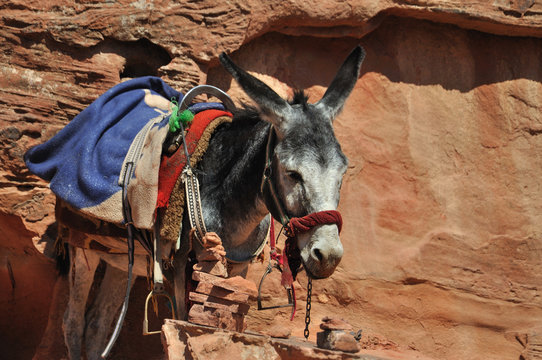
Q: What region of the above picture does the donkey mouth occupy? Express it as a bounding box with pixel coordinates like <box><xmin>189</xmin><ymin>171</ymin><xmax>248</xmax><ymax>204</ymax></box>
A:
<box><xmin>303</xmin><ymin>265</ymin><xmax>327</xmax><ymax>280</ymax></box>
<box><xmin>301</xmin><ymin>256</ymin><xmax>341</xmax><ymax>279</ymax></box>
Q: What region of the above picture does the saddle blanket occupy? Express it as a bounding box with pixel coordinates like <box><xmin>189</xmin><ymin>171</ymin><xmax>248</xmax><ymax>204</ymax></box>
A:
<box><xmin>25</xmin><ymin>76</ymin><xmax>229</xmax><ymax>230</ymax></box>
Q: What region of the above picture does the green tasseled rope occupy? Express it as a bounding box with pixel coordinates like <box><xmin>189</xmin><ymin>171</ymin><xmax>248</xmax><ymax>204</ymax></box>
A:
<box><xmin>169</xmin><ymin>99</ymin><xmax>194</xmax><ymax>133</ymax></box>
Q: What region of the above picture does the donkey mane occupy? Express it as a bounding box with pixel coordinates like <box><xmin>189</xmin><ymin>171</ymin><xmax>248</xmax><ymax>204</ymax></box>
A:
<box><xmin>291</xmin><ymin>90</ymin><xmax>309</xmax><ymax>109</ymax></box>
<box><xmin>208</xmin><ymin>88</ymin><xmax>312</xmax><ymax>196</ymax></box>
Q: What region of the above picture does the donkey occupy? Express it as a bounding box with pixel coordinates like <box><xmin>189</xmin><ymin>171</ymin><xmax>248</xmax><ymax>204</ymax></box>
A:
<box><xmin>57</xmin><ymin>45</ymin><xmax>365</xmax><ymax>359</ymax></box>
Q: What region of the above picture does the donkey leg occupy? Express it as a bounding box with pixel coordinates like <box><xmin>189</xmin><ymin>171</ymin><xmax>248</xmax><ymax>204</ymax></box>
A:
<box><xmin>84</xmin><ymin>262</ymin><xmax>134</xmax><ymax>360</ymax></box>
<box><xmin>63</xmin><ymin>246</ymin><xmax>100</xmax><ymax>360</ymax></box>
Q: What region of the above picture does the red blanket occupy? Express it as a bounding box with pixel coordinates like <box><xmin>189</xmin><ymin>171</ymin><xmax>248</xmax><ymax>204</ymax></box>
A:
<box><xmin>157</xmin><ymin>109</ymin><xmax>232</xmax><ymax>208</ymax></box>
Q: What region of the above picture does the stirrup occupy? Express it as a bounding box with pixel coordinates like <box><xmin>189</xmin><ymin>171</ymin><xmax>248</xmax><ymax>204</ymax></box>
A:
<box><xmin>142</xmin><ymin>290</ymin><xmax>176</xmax><ymax>335</ymax></box>
<box><xmin>257</xmin><ymin>262</ymin><xmax>294</xmax><ymax>315</ymax></box>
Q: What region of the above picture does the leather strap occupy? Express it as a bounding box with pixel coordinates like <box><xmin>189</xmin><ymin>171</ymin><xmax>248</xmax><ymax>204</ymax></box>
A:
<box><xmin>101</xmin><ymin>161</ymin><xmax>136</xmax><ymax>358</ymax></box>
<box><xmin>183</xmin><ymin>166</ymin><xmax>207</xmax><ymax>247</ymax></box>
<box><xmin>260</xmin><ymin>126</ymin><xmax>290</xmax><ymax>225</ymax></box>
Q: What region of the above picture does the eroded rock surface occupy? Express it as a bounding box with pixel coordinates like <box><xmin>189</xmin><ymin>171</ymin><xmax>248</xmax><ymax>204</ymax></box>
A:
<box><xmin>1</xmin><ymin>1</ymin><xmax>542</xmax><ymax>359</ymax></box>
<box><xmin>162</xmin><ymin>319</ymin><xmax>388</xmax><ymax>360</ymax></box>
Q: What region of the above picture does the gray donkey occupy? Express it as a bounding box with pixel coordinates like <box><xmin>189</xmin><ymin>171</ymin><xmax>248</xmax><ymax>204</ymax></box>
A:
<box><xmin>59</xmin><ymin>46</ymin><xmax>365</xmax><ymax>359</ymax></box>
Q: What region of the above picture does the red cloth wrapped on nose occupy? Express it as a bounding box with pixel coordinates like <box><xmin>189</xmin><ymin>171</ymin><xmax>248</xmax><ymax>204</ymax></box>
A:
<box><xmin>287</xmin><ymin>210</ymin><xmax>343</xmax><ymax>236</ymax></box>
<box><xmin>279</xmin><ymin>210</ymin><xmax>343</xmax><ymax>320</ymax></box>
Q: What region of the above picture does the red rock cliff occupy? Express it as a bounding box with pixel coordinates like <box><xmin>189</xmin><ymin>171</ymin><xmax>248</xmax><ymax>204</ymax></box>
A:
<box><xmin>1</xmin><ymin>1</ymin><xmax>542</xmax><ymax>359</ymax></box>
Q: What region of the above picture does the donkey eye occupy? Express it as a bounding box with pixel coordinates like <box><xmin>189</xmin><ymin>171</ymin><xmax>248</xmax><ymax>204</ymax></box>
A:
<box><xmin>286</xmin><ymin>170</ymin><xmax>303</xmax><ymax>183</ymax></box>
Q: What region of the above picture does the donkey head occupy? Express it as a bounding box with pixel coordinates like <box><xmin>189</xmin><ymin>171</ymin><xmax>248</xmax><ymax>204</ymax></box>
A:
<box><xmin>220</xmin><ymin>46</ymin><xmax>365</xmax><ymax>278</ymax></box>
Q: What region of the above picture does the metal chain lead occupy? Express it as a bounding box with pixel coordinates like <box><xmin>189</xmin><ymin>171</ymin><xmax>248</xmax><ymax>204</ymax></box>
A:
<box><xmin>304</xmin><ymin>277</ymin><xmax>312</xmax><ymax>339</ymax></box>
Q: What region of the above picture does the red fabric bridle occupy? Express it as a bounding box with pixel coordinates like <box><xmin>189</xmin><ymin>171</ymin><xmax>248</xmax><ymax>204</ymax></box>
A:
<box><xmin>287</xmin><ymin>210</ymin><xmax>343</xmax><ymax>236</ymax></box>
<box><xmin>269</xmin><ymin>210</ymin><xmax>342</xmax><ymax>319</ymax></box>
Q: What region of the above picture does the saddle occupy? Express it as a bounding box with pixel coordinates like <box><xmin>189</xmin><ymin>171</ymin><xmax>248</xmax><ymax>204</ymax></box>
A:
<box><xmin>52</xmin><ymin>111</ymin><xmax>233</xmax><ymax>254</ymax></box>
<box><xmin>25</xmin><ymin>77</ymin><xmax>230</xmax><ymax>231</ymax></box>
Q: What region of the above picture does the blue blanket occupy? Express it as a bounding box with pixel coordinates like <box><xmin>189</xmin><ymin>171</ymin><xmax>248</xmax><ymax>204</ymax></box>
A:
<box><xmin>25</xmin><ymin>76</ymin><xmax>224</xmax><ymax>228</ymax></box>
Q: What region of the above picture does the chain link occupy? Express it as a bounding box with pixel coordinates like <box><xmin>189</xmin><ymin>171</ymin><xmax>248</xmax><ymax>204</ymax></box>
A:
<box><xmin>304</xmin><ymin>277</ymin><xmax>312</xmax><ymax>339</ymax></box>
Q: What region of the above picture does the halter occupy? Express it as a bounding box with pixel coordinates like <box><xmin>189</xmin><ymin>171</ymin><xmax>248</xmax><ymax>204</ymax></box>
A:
<box><xmin>258</xmin><ymin>125</ymin><xmax>343</xmax><ymax>334</ymax></box>
<box><xmin>260</xmin><ymin>126</ymin><xmax>343</xmax><ymax>271</ymax></box>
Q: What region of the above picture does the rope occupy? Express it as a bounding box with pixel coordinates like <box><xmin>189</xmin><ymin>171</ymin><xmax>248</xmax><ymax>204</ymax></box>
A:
<box><xmin>286</xmin><ymin>210</ymin><xmax>343</xmax><ymax>237</ymax></box>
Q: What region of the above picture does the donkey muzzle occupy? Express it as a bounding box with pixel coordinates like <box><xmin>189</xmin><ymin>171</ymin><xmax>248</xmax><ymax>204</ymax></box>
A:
<box><xmin>300</xmin><ymin>223</ymin><xmax>343</xmax><ymax>279</ymax></box>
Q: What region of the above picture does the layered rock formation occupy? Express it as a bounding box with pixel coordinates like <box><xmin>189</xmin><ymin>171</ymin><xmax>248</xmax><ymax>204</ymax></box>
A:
<box><xmin>1</xmin><ymin>1</ymin><xmax>542</xmax><ymax>359</ymax></box>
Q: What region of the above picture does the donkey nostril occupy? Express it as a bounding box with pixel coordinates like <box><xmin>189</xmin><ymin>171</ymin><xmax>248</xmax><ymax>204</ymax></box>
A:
<box><xmin>312</xmin><ymin>248</ymin><xmax>323</xmax><ymax>262</ymax></box>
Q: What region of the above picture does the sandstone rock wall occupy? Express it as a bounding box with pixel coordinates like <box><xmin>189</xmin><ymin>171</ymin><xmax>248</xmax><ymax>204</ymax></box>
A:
<box><xmin>1</xmin><ymin>1</ymin><xmax>542</xmax><ymax>359</ymax></box>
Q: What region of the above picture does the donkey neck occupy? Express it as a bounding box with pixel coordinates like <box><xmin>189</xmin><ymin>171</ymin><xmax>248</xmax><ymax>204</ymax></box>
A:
<box><xmin>197</xmin><ymin>110</ymin><xmax>271</xmax><ymax>260</ymax></box>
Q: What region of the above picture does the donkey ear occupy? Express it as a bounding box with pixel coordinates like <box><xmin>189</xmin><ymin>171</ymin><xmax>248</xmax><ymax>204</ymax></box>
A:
<box><xmin>316</xmin><ymin>46</ymin><xmax>365</xmax><ymax>120</ymax></box>
<box><xmin>220</xmin><ymin>52</ymin><xmax>291</xmax><ymax>129</ymax></box>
